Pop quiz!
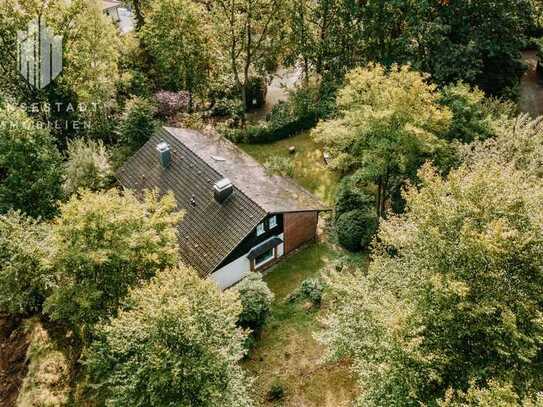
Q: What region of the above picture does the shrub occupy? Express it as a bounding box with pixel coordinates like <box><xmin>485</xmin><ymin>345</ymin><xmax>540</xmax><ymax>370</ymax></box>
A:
<box><xmin>264</xmin><ymin>156</ymin><xmax>294</xmax><ymax>177</ymax></box>
<box><xmin>0</xmin><ymin>212</ymin><xmax>48</xmax><ymax>315</ymax></box>
<box><xmin>221</xmin><ymin>84</ymin><xmax>329</xmax><ymax>144</ymax></box>
<box><xmin>266</xmin><ymin>382</ymin><xmax>285</xmax><ymax>401</ymax></box>
<box><xmin>118</xmin><ymin>96</ymin><xmax>157</xmax><ymax>151</ymax></box>
<box><xmin>235</xmin><ymin>273</ymin><xmax>274</xmax><ymax>332</ymax></box>
<box><xmin>287</xmin><ymin>278</ymin><xmax>324</xmax><ymax>306</ymax></box>
<box><xmin>335</xmin><ymin>176</ymin><xmax>374</xmax><ymax>220</ymax></box>
<box><xmin>336</xmin><ymin>209</ymin><xmax>378</xmax><ymax>252</ymax></box>
<box><xmin>153</xmin><ymin>90</ymin><xmax>190</xmax><ymax>118</ymax></box>
<box><xmin>63</xmin><ymin>138</ymin><xmax>114</xmax><ymax>196</ymax></box>
<box><xmin>210</xmin><ymin>98</ymin><xmax>245</xmax><ymax>119</ymax></box>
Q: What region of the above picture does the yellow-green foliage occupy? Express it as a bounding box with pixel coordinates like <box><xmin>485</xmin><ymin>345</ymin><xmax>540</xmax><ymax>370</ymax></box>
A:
<box><xmin>43</xmin><ymin>189</ymin><xmax>182</xmax><ymax>335</ymax></box>
<box><xmin>17</xmin><ymin>319</ymin><xmax>70</xmax><ymax>407</ymax></box>
<box><xmin>83</xmin><ymin>265</ymin><xmax>253</xmax><ymax>406</ymax></box>
<box><xmin>320</xmin><ymin>136</ymin><xmax>543</xmax><ymax>405</ymax></box>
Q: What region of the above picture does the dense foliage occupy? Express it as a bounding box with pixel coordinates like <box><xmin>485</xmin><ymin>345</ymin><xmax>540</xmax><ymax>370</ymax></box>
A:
<box><xmin>0</xmin><ymin>212</ymin><xmax>48</xmax><ymax>314</ymax></box>
<box><xmin>313</xmin><ymin>64</ymin><xmax>451</xmax><ymax>218</ymax></box>
<box><xmin>335</xmin><ymin>209</ymin><xmax>377</xmax><ymax>252</ymax></box>
<box><xmin>63</xmin><ymin>138</ymin><xmax>113</xmax><ymax>196</ymax></box>
<box><xmin>84</xmin><ymin>265</ymin><xmax>253</xmax><ymax>406</ymax></box>
<box><xmin>43</xmin><ymin>189</ymin><xmax>181</xmax><ymax>336</ymax></box>
<box><xmin>235</xmin><ymin>273</ymin><xmax>274</xmax><ymax>332</ymax></box>
<box><xmin>320</xmin><ymin>134</ymin><xmax>543</xmax><ymax>405</ymax></box>
<box><xmin>0</xmin><ymin>105</ymin><xmax>63</xmax><ymax>218</ymax></box>
<box><xmin>117</xmin><ymin>96</ymin><xmax>157</xmax><ymax>151</ymax></box>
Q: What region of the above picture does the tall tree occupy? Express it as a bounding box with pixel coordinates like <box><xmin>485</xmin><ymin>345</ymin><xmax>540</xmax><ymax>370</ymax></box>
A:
<box><xmin>43</xmin><ymin>189</ymin><xmax>181</xmax><ymax>337</ymax></box>
<box><xmin>213</xmin><ymin>0</ymin><xmax>288</xmax><ymax>111</ymax></box>
<box><xmin>312</xmin><ymin>64</ymin><xmax>451</xmax><ymax>217</ymax></box>
<box><xmin>320</xmin><ymin>145</ymin><xmax>543</xmax><ymax>405</ymax></box>
<box><xmin>142</xmin><ymin>0</ymin><xmax>212</xmax><ymax>106</ymax></box>
<box><xmin>0</xmin><ymin>104</ymin><xmax>63</xmax><ymax>219</ymax></box>
<box><xmin>84</xmin><ymin>265</ymin><xmax>253</xmax><ymax>406</ymax></box>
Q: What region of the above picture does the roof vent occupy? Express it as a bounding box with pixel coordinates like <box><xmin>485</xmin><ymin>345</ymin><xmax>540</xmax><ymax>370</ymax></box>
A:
<box><xmin>156</xmin><ymin>142</ymin><xmax>171</xmax><ymax>169</ymax></box>
<box><xmin>214</xmin><ymin>178</ymin><xmax>233</xmax><ymax>204</ymax></box>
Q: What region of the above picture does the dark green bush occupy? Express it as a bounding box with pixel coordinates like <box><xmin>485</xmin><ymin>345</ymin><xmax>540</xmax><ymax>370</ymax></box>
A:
<box><xmin>335</xmin><ymin>176</ymin><xmax>374</xmax><ymax>220</ymax></box>
<box><xmin>118</xmin><ymin>97</ymin><xmax>157</xmax><ymax>151</ymax></box>
<box><xmin>235</xmin><ymin>273</ymin><xmax>274</xmax><ymax>332</ymax></box>
<box><xmin>267</xmin><ymin>383</ymin><xmax>285</xmax><ymax>401</ymax></box>
<box><xmin>336</xmin><ymin>210</ymin><xmax>378</xmax><ymax>252</ymax></box>
<box><xmin>287</xmin><ymin>278</ymin><xmax>324</xmax><ymax>306</ymax></box>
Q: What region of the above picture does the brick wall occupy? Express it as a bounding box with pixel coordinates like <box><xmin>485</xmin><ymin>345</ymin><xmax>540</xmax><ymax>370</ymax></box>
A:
<box><xmin>283</xmin><ymin>211</ymin><xmax>318</xmax><ymax>254</ymax></box>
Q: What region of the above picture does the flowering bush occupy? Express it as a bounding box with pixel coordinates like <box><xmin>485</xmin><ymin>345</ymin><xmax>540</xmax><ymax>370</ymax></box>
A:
<box><xmin>153</xmin><ymin>90</ymin><xmax>190</xmax><ymax>118</ymax></box>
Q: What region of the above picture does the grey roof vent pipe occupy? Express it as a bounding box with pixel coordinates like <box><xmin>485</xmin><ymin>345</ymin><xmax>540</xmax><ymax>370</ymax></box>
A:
<box><xmin>156</xmin><ymin>142</ymin><xmax>171</xmax><ymax>169</ymax></box>
<box><xmin>214</xmin><ymin>178</ymin><xmax>233</xmax><ymax>203</ymax></box>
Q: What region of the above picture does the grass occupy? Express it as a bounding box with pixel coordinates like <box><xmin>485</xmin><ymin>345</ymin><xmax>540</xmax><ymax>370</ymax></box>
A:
<box><xmin>240</xmin><ymin>132</ymin><xmax>340</xmax><ymax>206</ymax></box>
<box><xmin>242</xmin><ymin>242</ymin><xmax>366</xmax><ymax>406</ymax></box>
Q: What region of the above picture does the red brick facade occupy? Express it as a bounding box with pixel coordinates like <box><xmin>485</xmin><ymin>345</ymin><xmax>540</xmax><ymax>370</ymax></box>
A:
<box><xmin>283</xmin><ymin>211</ymin><xmax>318</xmax><ymax>254</ymax></box>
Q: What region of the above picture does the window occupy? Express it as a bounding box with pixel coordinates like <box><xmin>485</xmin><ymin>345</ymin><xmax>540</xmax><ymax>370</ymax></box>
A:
<box><xmin>254</xmin><ymin>248</ymin><xmax>274</xmax><ymax>268</ymax></box>
<box><xmin>269</xmin><ymin>215</ymin><xmax>277</xmax><ymax>229</ymax></box>
<box><xmin>256</xmin><ymin>222</ymin><xmax>265</xmax><ymax>236</ymax></box>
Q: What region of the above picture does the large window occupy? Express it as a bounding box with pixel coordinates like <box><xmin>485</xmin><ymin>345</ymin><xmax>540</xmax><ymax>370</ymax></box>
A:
<box><xmin>256</xmin><ymin>222</ymin><xmax>265</xmax><ymax>236</ymax></box>
<box><xmin>269</xmin><ymin>215</ymin><xmax>277</xmax><ymax>229</ymax></box>
<box><xmin>254</xmin><ymin>248</ymin><xmax>274</xmax><ymax>268</ymax></box>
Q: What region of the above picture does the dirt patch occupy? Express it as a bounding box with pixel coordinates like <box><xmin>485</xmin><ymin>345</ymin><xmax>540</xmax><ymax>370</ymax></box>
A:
<box><xmin>0</xmin><ymin>315</ymin><xmax>30</xmax><ymax>407</ymax></box>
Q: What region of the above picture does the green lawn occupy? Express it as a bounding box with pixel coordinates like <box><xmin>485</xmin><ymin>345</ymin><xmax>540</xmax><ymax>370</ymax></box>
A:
<box><xmin>242</xmin><ymin>242</ymin><xmax>366</xmax><ymax>406</ymax></box>
<box><xmin>240</xmin><ymin>132</ymin><xmax>340</xmax><ymax>206</ymax></box>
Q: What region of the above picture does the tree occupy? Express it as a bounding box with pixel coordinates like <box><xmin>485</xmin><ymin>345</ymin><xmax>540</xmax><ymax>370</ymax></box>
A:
<box><xmin>320</xmin><ymin>152</ymin><xmax>543</xmax><ymax>405</ymax></box>
<box><xmin>142</xmin><ymin>0</ymin><xmax>212</xmax><ymax>105</ymax></box>
<box><xmin>235</xmin><ymin>273</ymin><xmax>274</xmax><ymax>332</ymax></box>
<box><xmin>63</xmin><ymin>138</ymin><xmax>114</xmax><ymax>196</ymax></box>
<box><xmin>212</xmin><ymin>0</ymin><xmax>288</xmax><ymax>111</ymax></box>
<box><xmin>334</xmin><ymin>175</ymin><xmax>374</xmax><ymax>220</ymax></box>
<box><xmin>0</xmin><ymin>104</ymin><xmax>63</xmax><ymax>219</ymax></box>
<box><xmin>312</xmin><ymin>64</ymin><xmax>451</xmax><ymax>218</ymax></box>
<box><xmin>83</xmin><ymin>265</ymin><xmax>253</xmax><ymax>407</ymax></box>
<box><xmin>57</xmin><ymin>0</ymin><xmax>120</xmax><ymax>139</ymax></box>
<box><xmin>43</xmin><ymin>189</ymin><xmax>182</xmax><ymax>337</ymax></box>
<box><xmin>0</xmin><ymin>212</ymin><xmax>49</xmax><ymax>315</ymax></box>
<box><xmin>117</xmin><ymin>96</ymin><xmax>156</xmax><ymax>151</ymax></box>
<box><xmin>437</xmin><ymin>82</ymin><xmax>494</xmax><ymax>143</ymax></box>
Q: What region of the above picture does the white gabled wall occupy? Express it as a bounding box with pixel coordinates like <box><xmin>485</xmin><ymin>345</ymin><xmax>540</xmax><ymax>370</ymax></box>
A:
<box><xmin>209</xmin><ymin>233</ymin><xmax>284</xmax><ymax>289</ymax></box>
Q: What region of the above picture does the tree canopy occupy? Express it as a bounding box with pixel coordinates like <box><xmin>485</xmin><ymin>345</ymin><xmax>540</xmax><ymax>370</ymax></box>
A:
<box><xmin>84</xmin><ymin>265</ymin><xmax>253</xmax><ymax>407</ymax></box>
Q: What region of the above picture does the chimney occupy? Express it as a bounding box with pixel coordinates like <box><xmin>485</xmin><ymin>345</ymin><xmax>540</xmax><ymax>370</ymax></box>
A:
<box><xmin>214</xmin><ymin>178</ymin><xmax>233</xmax><ymax>203</ymax></box>
<box><xmin>156</xmin><ymin>142</ymin><xmax>171</xmax><ymax>169</ymax></box>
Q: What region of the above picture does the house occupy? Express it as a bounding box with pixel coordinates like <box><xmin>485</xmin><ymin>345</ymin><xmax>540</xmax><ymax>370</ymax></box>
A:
<box><xmin>117</xmin><ymin>127</ymin><xmax>329</xmax><ymax>289</ymax></box>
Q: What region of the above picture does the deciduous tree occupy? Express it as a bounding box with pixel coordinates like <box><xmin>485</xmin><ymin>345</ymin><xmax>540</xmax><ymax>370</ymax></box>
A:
<box><xmin>84</xmin><ymin>265</ymin><xmax>253</xmax><ymax>406</ymax></box>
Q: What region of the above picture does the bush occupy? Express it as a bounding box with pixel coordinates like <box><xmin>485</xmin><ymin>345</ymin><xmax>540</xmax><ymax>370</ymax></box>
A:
<box><xmin>235</xmin><ymin>273</ymin><xmax>274</xmax><ymax>332</ymax></box>
<box><xmin>210</xmin><ymin>98</ymin><xmax>244</xmax><ymax>119</ymax></box>
<box><xmin>63</xmin><ymin>138</ymin><xmax>114</xmax><ymax>196</ymax></box>
<box><xmin>0</xmin><ymin>212</ymin><xmax>48</xmax><ymax>315</ymax></box>
<box><xmin>335</xmin><ymin>176</ymin><xmax>374</xmax><ymax>220</ymax></box>
<box><xmin>266</xmin><ymin>382</ymin><xmax>285</xmax><ymax>401</ymax></box>
<box><xmin>336</xmin><ymin>209</ymin><xmax>378</xmax><ymax>252</ymax></box>
<box><xmin>153</xmin><ymin>90</ymin><xmax>190</xmax><ymax>118</ymax></box>
<box><xmin>118</xmin><ymin>96</ymin><xmax>157</xmax><ymax>151</ymax></box>
<box><xmin>264</xmin><ymin>156</ymin><xmax>294</xmax><ymax>177</ymax></box>
<box><xmin>287</xmin><ymin>278</ymin><xmax>324</xmax><ymax>306</ymax></box>
<box><xmin>221</xmin><ymin>84</ymin><xmax>329</xmax><ymax>144</ymax></box>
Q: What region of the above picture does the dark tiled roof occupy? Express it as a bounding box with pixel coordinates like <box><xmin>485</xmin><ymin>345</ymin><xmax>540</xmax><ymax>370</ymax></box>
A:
<box><xmin>117</xmin><ymin>127</ymin><xmax>328</xmax><ymax>277</ymax></box>
<box><xmin>117</xmin><ymin>128</ymin><xmax>266</xmax><ymax>276</ymax></box>
<box><xmin>165</xmin><ymin>127</ymin><xmax>327</xmax><ymax>213</ymax></box>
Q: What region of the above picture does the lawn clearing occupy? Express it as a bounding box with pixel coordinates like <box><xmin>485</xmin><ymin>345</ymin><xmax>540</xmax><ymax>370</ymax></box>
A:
<box><xmin>242</xmin><ymin>242</ymin><xmax>365</xmax><ymax>406</ymax></box>
<box><xmin>240</xmin><ymin>132</ymin><xmax>340</xmax><ymax>206</ymax></box>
